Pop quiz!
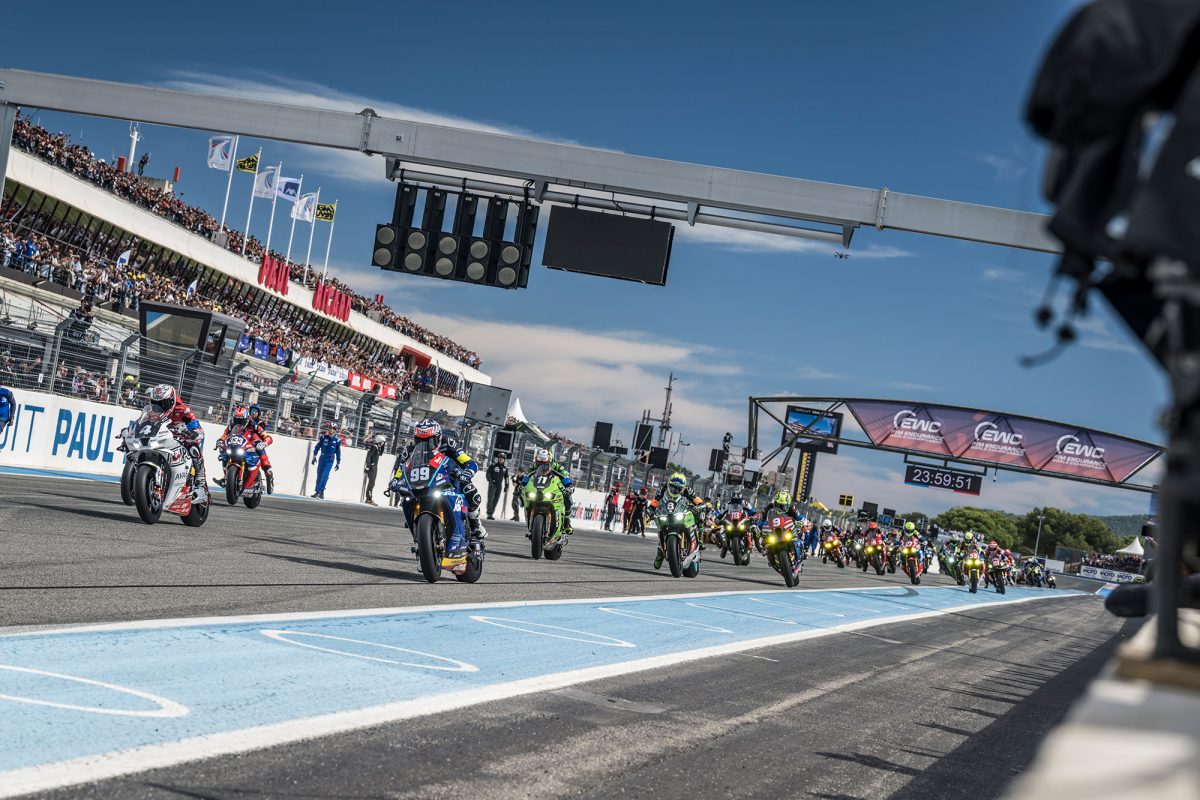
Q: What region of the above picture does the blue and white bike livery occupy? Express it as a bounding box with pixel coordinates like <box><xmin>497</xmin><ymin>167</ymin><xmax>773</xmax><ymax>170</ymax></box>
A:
<box><xmin>391</xmin><ymin>440</ymin><xmax>485</xmax><ymax>583</ymax></box>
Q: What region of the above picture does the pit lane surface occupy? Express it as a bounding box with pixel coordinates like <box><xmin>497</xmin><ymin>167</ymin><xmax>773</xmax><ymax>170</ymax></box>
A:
<box><xmin>0</xmin><ymin>474</ymin><xmax>1130</xmax><ymax>799</ymax></box>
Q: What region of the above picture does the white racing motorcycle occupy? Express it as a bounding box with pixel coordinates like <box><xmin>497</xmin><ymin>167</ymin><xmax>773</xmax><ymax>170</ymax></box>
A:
<box><xmin>119</xmin><ymin>408</ymin><xmax>209</xmax><ymax>527</ymax></box>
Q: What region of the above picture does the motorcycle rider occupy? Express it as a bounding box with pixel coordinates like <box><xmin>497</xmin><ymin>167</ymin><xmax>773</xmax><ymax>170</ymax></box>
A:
<box><xmin>521</xmin><ymin>448</ymin><xmax>574</xmax><ymax>535</ymax></box>
<box><xmin>392</xmin><ymin>419</ymin><xmax>486</xmax><ymax>547</ymax></box>
<box><xmin>245</xmin><ymin>404</ymin><xmax>274</xmax><ymax>493</ymax></box>
<box><xmin>758</xmin><ymin>490</ymin><xmax>804</xmax><ymax>561</ymax></box>
<box><xmin>982</xmin><ymin>539</ymin><xmax>1004</xmax><ymax>587</ymax></box>
<box><xmin>717</xmin><ymin>491</ymin><xmax>753</xmax><ymax>558</ymax></box>
<box><xmin>145</xmin><ymin>384</ymin><xmax>208</xmax><ymax>501</ymax></box>
<box><xmin>213</xmin><ymin>405</ymin><xmax>269</xmax><ymax>489</ymax></box>
<box><xmin>310</xmin><ymin>422</ymin><xmax>341</xmax><ymax>499</ymax></box>
<box><xmin>0</xmin><ymin>383</ymin><xmax>14</xmax><ymax>433</ymax></box>
<box><xmin>651</xmin><ymin>472</ymin><xmax>704</xmax><ymax>570</ymax></box>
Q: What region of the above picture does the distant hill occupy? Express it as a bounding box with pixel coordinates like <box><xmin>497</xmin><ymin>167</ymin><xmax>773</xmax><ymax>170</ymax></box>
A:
<box><xmin>1098</xmin><ymin>515</ymin><xmax>1149</xmax><ymax>539</ymax></box>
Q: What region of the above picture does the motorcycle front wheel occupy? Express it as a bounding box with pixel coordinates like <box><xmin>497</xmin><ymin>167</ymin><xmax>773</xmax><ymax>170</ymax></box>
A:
<box><xmin>225</xmin><ymin>464</ymin><xmax>241</xmax><ymax>505</ymax></box>
<box><xmin>132</xmin><ymin>463</ymin><xmax>164</xmax><ymax>525</ymax></box>
<box><xmin>456</xmin><ymin>543</ymin><xmax>485</xmax><ymax>583</ymax></box>
<box><xmin>530</xmin><ymin>513</ymin><xmax>545</xmax><ymax>560</ymax></box>
<box><xmin>969</xmin><ymin>573</ymin><xmax>979</xmax><ymax>593</ymax></box>
<box><xmin>416</xmin><ymin>515</ymin><xmax>442</xmax><ymax>583</ymax></box>
<box><xmin>120</xmin><ymin>461</ymin><xmax>136</xmax><ymax>506</ymax></box>
<box><xmin>666</xmin><ymin>533</ymin><xmax>683</xmax><ymax>578</ymax></box>
<box><xmin>778</xmin><ymin>547</ymin><xmax>797</xmax><ymax>588</ymax></box>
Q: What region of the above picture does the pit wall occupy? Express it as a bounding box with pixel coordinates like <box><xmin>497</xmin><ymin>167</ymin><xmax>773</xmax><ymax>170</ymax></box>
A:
<box><xmin>0</xmin><ymin>388</ymin><xmax>614</xmax><ymax>527</ymax></box>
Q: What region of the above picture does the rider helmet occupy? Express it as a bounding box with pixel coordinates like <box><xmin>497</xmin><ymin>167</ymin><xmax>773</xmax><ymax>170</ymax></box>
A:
<box><xmin>904</xmin><ymin>521</ymin><xmax>917</xmax><ymax>532</ymax></box>
<box><xmin>964</xmin><ymin>531</ymin><xmax>975</xmax><ymax>543</ymax></box>
<box><xmin>772</xmin><ymin>491</ymin><xmax>792</xmax><ymax>508</ymax></box>
<box><xmin>414</xmin><ymin>419</ymin><xmax>442</xmax><ymax>446</ymax></box>
<box><xmin>248</xmin><ymin>404</ymin><xmax>262</xmax><ymax>419</ymax></box>
<box><xmin>667</xmin><ymin>472</ymin><xmax>687</xmax><ymax>496</ymax></box>
<box><xmin>147</xmin><ymin>384</ymin><xmax>178</xmax><ymax>415</ymax></box>
<box><xmin>534</xmin><ymin>448</ymin><xmax>552</xmax><ymax>466</ymax></box>
<box><xmin>988</xmin><ymin>540</ymin><xmax>999</xmax><ymax>548</ymax></box>
<box><xmin>730</xmin><ymin>492</ymin><xmax>743</xmax><ymax>505</ymax></box>
<box><xmin>821</xmin><ymin>518</ymin><xmax>833</xmax><ymax>530</ymax></box>
<box><xmin>1003</xmin><ymin>549</ymin><xmax>1012</xmax><ymax>558</ymax></box>
<box><xmin>867</xmin><ymin>521</ymin><xmax>879</xmax><ymax>530</ymax></box>
<box><xmin>374</xmin><ymin>433</ymin><xmax>387</xmax><ymax>445</ymax></box>
<box><xmin>231</xmin><ymin>405</ymin><xmax>250</xmax><ymax>426</ymax></box>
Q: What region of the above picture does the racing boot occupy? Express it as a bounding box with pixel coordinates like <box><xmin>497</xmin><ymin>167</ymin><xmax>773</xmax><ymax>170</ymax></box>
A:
<box><xmin>469</xmin><ymin>513</ymin><xmax>488</xmax><ymax>541</ymax></box>
<box><xmin>653</xmin><ymin>547</ymin><xmax>664</xmax><ymax>570</ymax></box>
<box><xmin>264</xmin><ymin>466</ymin><xmax>274</xmax><ymax>495</ymax></box>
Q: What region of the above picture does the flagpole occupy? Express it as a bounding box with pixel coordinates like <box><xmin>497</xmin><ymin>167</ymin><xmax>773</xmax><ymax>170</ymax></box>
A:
<box><xmin>304</xmin><ymin>188</ymin><xmax>321</xmax><ymax>285</ymax></box>
<box><xmin>218</xmin><ymin>135</ymin><xmax>238</xmax><ymax>236</ymax></box>
<box><xmin>285</xmin><ymin>174</ymin><xmax>303</xmax><ymax>264</ymax></box>
<box><xmin>241</xmin><ymin>146</ymin><xmax>262</xmax><ymax>256</ymax></box>
<box><xmin>321</xmin><ymin>200</ymin><xmax>338</xmax><ymax>280</ymax></box>
<box><xmin>264</xmin><ymin>161</ymin><xmax>282</xmax><ymax>256</ymax></box>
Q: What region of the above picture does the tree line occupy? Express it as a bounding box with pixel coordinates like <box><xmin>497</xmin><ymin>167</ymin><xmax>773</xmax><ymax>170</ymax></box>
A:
<box><xmin>927</xmin><ymin>506</ymin><xmax>1136</xmax><ymax>556</ymax></box>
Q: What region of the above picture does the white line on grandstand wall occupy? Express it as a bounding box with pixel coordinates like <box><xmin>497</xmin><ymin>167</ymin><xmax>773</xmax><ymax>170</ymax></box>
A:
<box><xmin>0</xmin><ymin>592</ymin><xmax>1075</xmax><ymax>798</ymax></box>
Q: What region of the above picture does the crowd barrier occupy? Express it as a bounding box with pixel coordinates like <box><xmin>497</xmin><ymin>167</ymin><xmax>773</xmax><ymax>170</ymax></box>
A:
<box><xmin>1080</xmin><ymin>565</ymin><xmax>1144</xmax><ymax>584</ymax></box>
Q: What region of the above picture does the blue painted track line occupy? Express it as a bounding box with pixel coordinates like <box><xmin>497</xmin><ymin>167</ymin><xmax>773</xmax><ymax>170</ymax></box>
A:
<box><xmin>0</xmin><ymin>585</ymin><xmax>1080</xmax><ymax>795</ymax></box>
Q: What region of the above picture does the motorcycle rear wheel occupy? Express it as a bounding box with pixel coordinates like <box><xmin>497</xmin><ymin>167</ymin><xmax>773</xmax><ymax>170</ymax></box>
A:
<box><xmin>530</xmin><ymin>514</ymin><xmax>545</xmax><ymax>560</ymax></box>
<box><xmin>416</xmin><ymin>515</ymin><xmax>442</xmax><ymax>583</ymax></box>
<box><xmin>132</xmin><ymin>463</ymin><xmax>163</xmax><ymax>525</ymax></box>
<box><xmin>120</xmin><ymin>461</ymin><xmax>136</xmax><ymax>506</ymax></box>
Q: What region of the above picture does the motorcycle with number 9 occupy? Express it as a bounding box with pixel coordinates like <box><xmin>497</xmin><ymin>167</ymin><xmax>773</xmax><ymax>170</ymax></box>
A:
<box><xmin>763</xmin><ymin>515</ymin><xmax>802</xmax><ymax>588</ymax></box>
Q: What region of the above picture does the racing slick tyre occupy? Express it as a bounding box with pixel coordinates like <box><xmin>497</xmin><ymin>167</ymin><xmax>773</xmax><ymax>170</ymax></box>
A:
<box><xmin>729</xmin><ymin>534</ymin><xmax>743</xmax><ymax>565</ymax></box>
<box><xmin>666</xmin><ymin>534</ymin><xmax>683</xmax><ymax>578</ymax></box>
<box><xmin>957</xmin><ymin>574</ymin><xmax>966</xmax><ymax>586</ymax></box>
<box><xmin>530</xmin><ymin>514</ymin><xmax>545</xmax><ymax>560</ymax></box>
<box><xmin>416</xmin><ymin>515</ymin><xmax>442</xmax><ymax>583</ymax></box>
<box><xmin>243</xmin><ymin>492</ymin><xmax>262</xmax><ymax>510</ymax></box>
<box><xmin>120</xmin><ymin>461</ymin><xmax>136</xmax><ymax>506</ymax></box>
<box><xmin>544</xmin><ymin>541</ymin><xmax>564</xmax><ymax>561</ymax></box>
<box><xmin>779</xmin><ymin>547</ymin><xmax>798</xmax><ymax>588</ymax></box>
<box><xmin>182</xmin><ymin>496</ymin><xmax>209</xmax><ymax>527</ymax></box>
<box><xmin>969</xmin><ymin>574</ymin><xmax>979</xmax><ymax>593</ymax></box>
<box><xmin>132</xmin><ymin>463</ymin><xmax>164</xmax><ymax>525</ymax></box>
<box><xmin>996</xmin><ymin>575</ymin><xmax>1006</xmax><ymax>595</ymax></box>
<box><xmin>225</xmin><ymin>465</ymin><xmax>241</xmax><ymax>506</ymax></box>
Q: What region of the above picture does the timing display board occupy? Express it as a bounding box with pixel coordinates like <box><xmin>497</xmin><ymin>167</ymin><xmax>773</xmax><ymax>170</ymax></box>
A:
<box><xmin>904</xmin><ymin>463</ymin><xmax>983</xmax><ymax>495</ymax></box>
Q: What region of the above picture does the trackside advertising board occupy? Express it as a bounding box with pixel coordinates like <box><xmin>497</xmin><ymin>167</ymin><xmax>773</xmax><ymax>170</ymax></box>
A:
<box><xmin>844</xmin><ymin>400</ymin><xmax>1161</xmax><ymax>487</ymax></box>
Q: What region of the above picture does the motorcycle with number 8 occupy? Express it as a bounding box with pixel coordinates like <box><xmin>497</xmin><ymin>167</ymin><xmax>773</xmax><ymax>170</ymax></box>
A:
<box><xmin>654</xmin><ymin>497</ymin><xmax>701</xmax><ymax>579</ymax></box>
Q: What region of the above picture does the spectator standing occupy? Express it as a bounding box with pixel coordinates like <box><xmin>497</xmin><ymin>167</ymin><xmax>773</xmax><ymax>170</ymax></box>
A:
<box><xmin>603</xmin><ymin>484</ymin><xmax>620</xmax><ymax>531</ymax></box>
<box><xmin>485</xmin><ymin>454</ymin><xmax>508</xmax><ymax>520</ymax></box>
<box><xmin>363</xmin><ymin>433</ymin><xmax>385</xmax><ymax>506</ymax></box>
<box><xmin>138</xmin><ymin>152</ymin><xmax>149</xmax><ymax>176</ymax></box>
<box><xmin>622</xmin><ymin>491</ymin><xmax>635</xmax><ymax>533</ymax></box>
<box><xmin>510</xmin><ymin>470</ymin><xmax>526</xmax><ymax>522</ymax></box>
<box><xmin>629</xmin><ymin>489</ymin><xmax>648</xmax><ymax>536</ymax></box>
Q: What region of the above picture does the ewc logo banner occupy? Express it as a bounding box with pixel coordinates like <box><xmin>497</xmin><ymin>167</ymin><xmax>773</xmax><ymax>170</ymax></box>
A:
<box><xmin>0</xmin><ymin>391</ymin><xmax>134</xmax><ymax>475</ymax></box>
<box><xmin>843</xmin><ymin>399</ymin><xmax>1161</xmax><ymax>486</ymax></box>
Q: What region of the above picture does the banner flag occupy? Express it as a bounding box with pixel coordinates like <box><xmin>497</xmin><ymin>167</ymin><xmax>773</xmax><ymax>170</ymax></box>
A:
<box><xmin>315</xmin><ymin>202</ymin><xmax>336</xmax><ymax>222</ymax></box>
<box><xmin>253</xmin><ymin>165</ymin><xmax>278</xmax><ymax>199</ymax></box>
<box><xmin>115</xmin><ymin>250</ymin><xmax>132</xmax><ymax>270</ymax></box>
<box><xmin>276</xmin><ymin>175</ymin><xmax>302</xmax><ymax>204</ymax></box>
<box><xmin>843</xmin><ymin>399</ymin><xmax>1163</xmax><ymax>486</ymax></box>
<box><xmin>236</xmin><ymin>153</ymin><xmax>260</xmax><ymax>173</ymax></box>
<box><xmin>207</xmin><ymin>136</ymin><xmax>234</xmax><ymax>171</ymax></box>
<box><xmin>291</xmin><ymin>192</ymin><xmax>316</xmax><ymax>222</ymax></box>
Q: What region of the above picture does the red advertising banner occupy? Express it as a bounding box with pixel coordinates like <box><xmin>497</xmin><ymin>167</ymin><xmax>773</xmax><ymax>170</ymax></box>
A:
<box><xmin>844</xmin><ymin>400</ymin><xmax>1161</xmax><ymax>486</ymax></box>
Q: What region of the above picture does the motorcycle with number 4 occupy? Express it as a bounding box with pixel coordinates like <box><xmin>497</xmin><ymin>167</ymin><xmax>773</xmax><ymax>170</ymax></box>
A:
<box><xmin>391</xmin><ymin>440</ymin><xmax>484</xmax><ymax>583</ymax></box>
<box><xmin>522</xmin><ymin>464</ymin><xmax>567</xmax><ymax>561</ymax></box>
<box><xmin>721</xmin><ymin>510</ymin><xmax>754</xmax><ymax>566</ymax></box>
<box><xmin>762</xmin><ymin>515</ymin><xmax>802</xmax><ymax>587</ymax></box>
<box><xmin>654</xmin><ymin>497</ymin><xmax>701</xmax><ymax>579</ymax></box>
<box><xmin>217</xmin><ymin>433</ymin><xmax>264</xmax><ymax>509</ymax></box>
<box><xmin>119</xmin><ymin>408</ymin><xmax>209</xmax><ymax>527</ymax></box>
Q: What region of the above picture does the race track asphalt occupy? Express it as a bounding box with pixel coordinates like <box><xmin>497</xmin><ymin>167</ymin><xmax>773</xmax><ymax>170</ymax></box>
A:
<box><xmin>0</xmin><ymin>473</ymin><xmax>1135</xmax><ymax>799</ymax></box>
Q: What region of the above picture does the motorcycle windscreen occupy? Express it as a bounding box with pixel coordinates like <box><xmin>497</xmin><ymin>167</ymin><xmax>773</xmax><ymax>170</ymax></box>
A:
<box><xmin>404</xmin><ymin>440</ymin><xmax>443</xmax><ymax>490</ymax></box>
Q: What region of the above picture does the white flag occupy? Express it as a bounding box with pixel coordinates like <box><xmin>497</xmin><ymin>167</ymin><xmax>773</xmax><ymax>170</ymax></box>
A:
<box><xmin>291</xmin><ymin>192</ymin><xmax>316</xmax><ymax>222</ymax></box>
<box><xmin>186</xmin><ymin>277</ymin><xmax>199</xmax><ymax>298</ymax></box>
<box><xmin>115</xmin><ymin>250</ymin><xmax>133</xmax><ymax>270</ymax></box>
<box><xmin>253</xmin><ymin>165</ymin><xmax>278</xmax><ymax>199</ymax></box>
<box><xmin>207</xmin><ymin>136</ymin><xmax>234</xmax><ymax>171</ymax></box>
<box><xmin>276</xmin><ymin>175</ymin><xmax>302</xmax><ymax>204</ymax></box>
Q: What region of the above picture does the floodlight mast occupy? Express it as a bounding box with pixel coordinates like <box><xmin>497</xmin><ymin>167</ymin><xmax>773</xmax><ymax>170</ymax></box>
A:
<box><xmin>0</xmin><ymin>68</ymin><xmax>1059</xmax><ymax>254</ymax></box>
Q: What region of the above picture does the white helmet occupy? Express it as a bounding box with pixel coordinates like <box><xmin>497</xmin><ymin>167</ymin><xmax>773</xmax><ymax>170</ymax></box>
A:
<box><xmin>821</xmin><ymin>518</ymin><xmax>833</xmax><ymax>530</ymax></box>
<box><xmin>535</xmin><ymin>448</ymin><xmax>551</xmax><ymax>465</ymax></box>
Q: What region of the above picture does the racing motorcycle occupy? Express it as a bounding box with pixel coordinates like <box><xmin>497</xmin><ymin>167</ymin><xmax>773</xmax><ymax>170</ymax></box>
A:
<box><xmin>523</xmin><ymin>464</ymin><xmax>567</xmax><ymax>561</ymax></box>
<box><xmin>119</xmin><ymin>408</ymin><xmax>209</xmax><ymax>527</ymax></box>
<box><xmin>863</xmin><ymin>538</ymin><xmax>886</xmax><ymax>575</ymax></box>
<box><xmin>940</xmin><ymin>549</ymin><xmax>966</xmax><ymax>586</ymax></box>
<box><xmin>849</xmin><ymin>533</ymin><xmax>868</xmax><ymax>570</ymax></box>
<box><xmin>885</xmin><ymin>538</ymin><xmax>901</xmax><ymax>573</ymax></box>
<box><xmin>217</xmin><ymin>433</ymin><xmax>265</xmax><ymax>509</ymax></box>
<box><xmin>654</xmin><ymin>497</ymin><xmax>701</xmax><ymax>579</ymax></box>
<box><xmin>821</xmin><ymin>532</ymin><xmax>846</xmax><ymax>568</ymax></box>
<box><xmin>721</xmin><ymin>510</ymin><xmax>754</xmax><ymax>566</ymax></box>
<box><xmin>391</xmin><ymin>439</ymin><xmax>484</xmax><ymax>583</ymax></box>
<box><xmin>762</xmin><ymin>515</ymin><xmax>802</xmax><ymax>588</ymax></box>
<box><xmin>964</xmin><ymin>549</ymin><xmax>984</xmax><ymax>593</ymax></box>
<box><xmin>987</xmin><ymin>556</ymin><xmax>1008</xmax><ymax>595</ymax></box>
<box><xmin>900</xmin><ymin>538</ymin><xmax>924</xmax><ymax>585</ymax></box>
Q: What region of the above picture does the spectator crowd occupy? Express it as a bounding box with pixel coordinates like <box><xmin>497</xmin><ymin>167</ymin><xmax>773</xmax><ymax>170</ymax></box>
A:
<box><xmin>1082</xmin><ymin>552</ymin><xmax>1143</xmax><ymax>573</ymax></box>
<box><xmin>9</xmin><ymin>113</ymin><xmax>482</xmax><ymax>369</ymax></box>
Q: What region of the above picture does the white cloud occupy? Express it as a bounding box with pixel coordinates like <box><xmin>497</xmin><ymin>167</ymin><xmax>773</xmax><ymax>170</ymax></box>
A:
<box><xmin>672</xmin><ymin>223</ymin><xmax>912</xmax><ymax>259</ymax></box>
<box><xmin>1072</xmin><ymin>314</ymin><xmax>1141</xmax><ymax>355</ymax></box>
<box><xmin>981</xmin><ymin>267</ymin><xmax>1023</xmax><ymax>282</ymax></box>
<box><xmin>886</xmin><ymin>381</ymin><xmax>938</xmax><ymax>392</ymax></box>
<box><xmin>977</xmin><ymin>146</ymin><xmax>1031</xmax><ymax>185</ymax></box>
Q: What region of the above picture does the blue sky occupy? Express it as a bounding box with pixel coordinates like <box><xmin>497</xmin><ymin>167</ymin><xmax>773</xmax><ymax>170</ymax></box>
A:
<box><xmin>4</xmin><ymin>0</ymin><xmax>1162</xmax><ymax>517</ymax></box>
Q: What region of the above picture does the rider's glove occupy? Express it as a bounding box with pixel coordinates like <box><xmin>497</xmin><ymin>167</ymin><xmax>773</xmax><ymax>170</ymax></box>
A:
<box><xmin>334</xmin><ymin>463</ymin><xmax>340</xmax><ymax>471</ymax></box>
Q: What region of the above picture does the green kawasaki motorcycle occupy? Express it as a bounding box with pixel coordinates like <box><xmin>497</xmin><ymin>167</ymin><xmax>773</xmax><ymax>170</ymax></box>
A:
<box><xmin>523</xmin><ymin>465</ymin><xmax>568</xmax><ymax>561</ymax></box>
<box><xmin>654</xmin><ymin>497</ymin><xmax>701</xmax><ymax>579</ymax></box>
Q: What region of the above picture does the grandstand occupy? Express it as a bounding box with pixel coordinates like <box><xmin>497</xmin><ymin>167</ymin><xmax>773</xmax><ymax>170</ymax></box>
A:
<box><xmin>1</xmin><ymin>118</ymin><xmax>490</xmax><ymax>445</ymax></box>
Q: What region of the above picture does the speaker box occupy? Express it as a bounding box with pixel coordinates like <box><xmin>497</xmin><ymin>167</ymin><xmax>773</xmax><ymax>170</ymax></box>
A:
<box><xmin>592</xmin><ymin>421</ymin><xmax>613</xmax><ymax>450</ymax></box>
